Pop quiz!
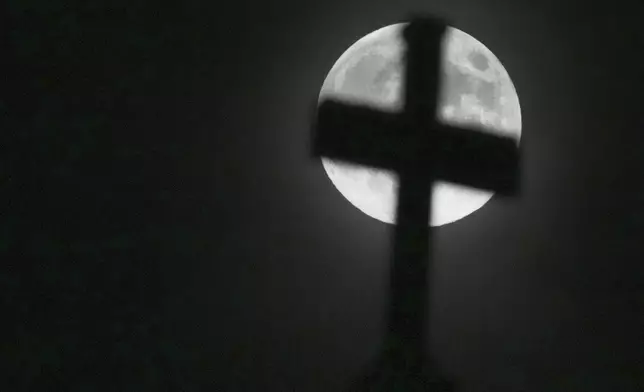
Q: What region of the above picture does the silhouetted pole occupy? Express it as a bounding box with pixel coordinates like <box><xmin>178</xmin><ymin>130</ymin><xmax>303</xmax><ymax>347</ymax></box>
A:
<box><xmin>312</xmin><ymin>14</ymin><xmax>520</xmax><ymax>391</ymax></box>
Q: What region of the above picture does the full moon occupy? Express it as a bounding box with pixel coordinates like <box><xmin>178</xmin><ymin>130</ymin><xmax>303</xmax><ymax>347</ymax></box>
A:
<box><xmin>318</xmin><ymin>23</ymin><xmax>522</xmax><ymax>226</ymax></box>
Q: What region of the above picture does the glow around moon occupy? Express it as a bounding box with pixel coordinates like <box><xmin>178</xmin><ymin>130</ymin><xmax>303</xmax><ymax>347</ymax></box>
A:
<box><xmin>318</xmin><ymin>23</ymin><xmax>522</xmax><ymax>227</ymax></box>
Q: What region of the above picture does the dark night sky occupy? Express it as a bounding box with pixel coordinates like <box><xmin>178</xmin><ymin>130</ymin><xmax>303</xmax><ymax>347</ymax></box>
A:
<box><xmin>5</xmin><ymin>0</ymin><xmax>644</xmax><ymax>390</ymax></box>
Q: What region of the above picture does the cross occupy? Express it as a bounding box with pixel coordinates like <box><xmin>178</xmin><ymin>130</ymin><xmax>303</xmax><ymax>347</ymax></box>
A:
<box><xmin>311</xmin><ymin>15</ymin><xmax>520</xmax><ymax>390</ymax></box>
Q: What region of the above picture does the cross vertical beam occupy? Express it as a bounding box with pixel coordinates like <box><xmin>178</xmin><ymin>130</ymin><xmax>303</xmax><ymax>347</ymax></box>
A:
<box><xmin>385</xmin><ymin>20</ymin><xmax>446</xmax><ymax>364</ymax></box>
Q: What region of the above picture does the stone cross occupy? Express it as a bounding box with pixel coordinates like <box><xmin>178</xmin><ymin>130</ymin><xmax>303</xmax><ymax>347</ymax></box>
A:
<box><xmin>311</xmin><ymin>15</ymin><xmax>520</xmax><ymax>391</ymax></box>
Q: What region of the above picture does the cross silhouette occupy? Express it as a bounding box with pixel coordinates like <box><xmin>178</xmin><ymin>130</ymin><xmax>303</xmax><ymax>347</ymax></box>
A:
<box><xmin>311</xmin><ymin>15</ymin><xmax>521</xmax><ymax>391</ymax></box>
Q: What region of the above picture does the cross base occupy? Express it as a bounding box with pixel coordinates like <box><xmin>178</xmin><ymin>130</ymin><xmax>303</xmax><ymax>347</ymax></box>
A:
<box><xmin>347</xmin><ymin>351</ymin><xmax>455</xmax><ymax>392</ymax></box>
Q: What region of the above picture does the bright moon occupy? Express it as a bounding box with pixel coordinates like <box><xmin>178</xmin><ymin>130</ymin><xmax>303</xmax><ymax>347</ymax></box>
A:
<box><xmin>318</xmin><ymin>23</ymin><xmax>522</xmax><ymax>226</ymax></box>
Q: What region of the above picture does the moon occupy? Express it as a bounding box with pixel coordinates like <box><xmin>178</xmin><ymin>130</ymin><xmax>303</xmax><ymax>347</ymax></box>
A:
<box><xmin>318</xmin><ymin>23</ymin><xmax>522</xmax><ymax>226</ymax></box>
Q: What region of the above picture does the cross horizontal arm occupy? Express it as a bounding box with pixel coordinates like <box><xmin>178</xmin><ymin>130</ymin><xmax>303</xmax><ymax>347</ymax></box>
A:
<box><xmin>312</xmin><ymin>99</ymin><xmax>404</xmax><ymax>170</ymax></box>
<box><xmin>430</xmin><ymin>122</ymin><xmax>521</xmax><ymax>195</ymax></box>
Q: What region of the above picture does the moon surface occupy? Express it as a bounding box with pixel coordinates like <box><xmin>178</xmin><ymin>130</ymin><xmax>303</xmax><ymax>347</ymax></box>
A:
<box><xmin>318</xmin><ymin>23</ymin><xmax>522</xmax><ymax>226</ymax></box>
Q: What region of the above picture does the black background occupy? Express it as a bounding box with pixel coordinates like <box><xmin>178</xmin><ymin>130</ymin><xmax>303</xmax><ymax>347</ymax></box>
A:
<box><xmin>4</xmin><ymin>0</ymin><xmax>644</xmax><ymax>390</ymax></box>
